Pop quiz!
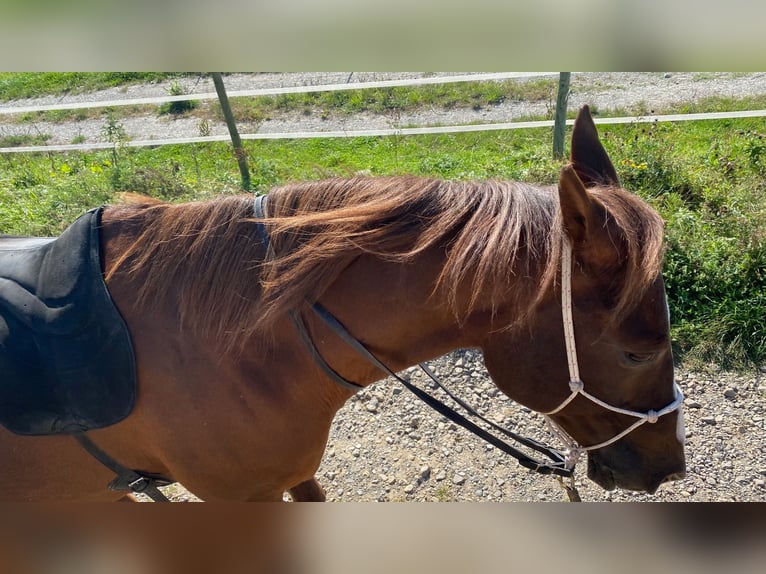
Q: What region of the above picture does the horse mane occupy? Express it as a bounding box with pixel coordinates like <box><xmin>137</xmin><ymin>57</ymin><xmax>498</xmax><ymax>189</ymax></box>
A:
<box><xmin>257</xmin><ymin>176</ymin><xmax>563</xmax><ymax>330</ymax></box>
<box><xmin>105</xmin><ymin>175</ymin><xmax>664</xmax><ymax>352</ymax></box>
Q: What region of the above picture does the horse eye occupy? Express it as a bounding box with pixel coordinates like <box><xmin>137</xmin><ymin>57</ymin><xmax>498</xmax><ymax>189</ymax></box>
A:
<box><xmin>625</xmin><ymin>352</ymin><xmax>655</xmax><ymax>364</ymax></box>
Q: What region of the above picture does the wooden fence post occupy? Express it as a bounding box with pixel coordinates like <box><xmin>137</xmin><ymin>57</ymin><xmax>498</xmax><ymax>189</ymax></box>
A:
<box><xmin>212</xmin><ymin>73</ymin><xmax>251</xmax><ymax>192</ymax></box>
<box><xmin>553</xmin><ymin>72</ymin><xmax>571</xmax><ymax>160</ymax></box>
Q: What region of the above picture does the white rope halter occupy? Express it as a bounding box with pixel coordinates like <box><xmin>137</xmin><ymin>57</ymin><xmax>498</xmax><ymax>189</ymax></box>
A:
<box><xmin>542</xmin><ymin>238</ymin><xmax>685</xmax><ymax>470</ymax></box>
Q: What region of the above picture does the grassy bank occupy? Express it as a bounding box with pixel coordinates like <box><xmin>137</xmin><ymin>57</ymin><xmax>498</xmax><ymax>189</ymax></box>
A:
<box><xmin>0</xmin><ymin>73</ymin><xmax>558</xmax><ymax>132</ymax></box>
<box><xmin>0</xmin><ymin>117</ymin><xmax>764</xmax><ymax>369</ymax></box>
<box><xmin>0</xmin><ymin>73</ymin><xmax>188</xmax><ymax>101</ymax></box>
<box><xmin>4</xmin><ymin>72</ymin><xmax>766</xmax><ymax>131</ymax></box>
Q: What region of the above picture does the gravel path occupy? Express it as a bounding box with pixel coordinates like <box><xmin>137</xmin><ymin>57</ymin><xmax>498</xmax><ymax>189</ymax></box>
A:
<box><xmin>156</xmin><ymin>350</ymin><xmax>765</xmax><ymax>502</ymax></box>
<box><xmin>315</xmin><ymin>352</ymin><xmax>766</xmax><ymax>502</ymax></box>
<box><xmin>4</xmin><ymin>73</ymin><xmax>765</xmax><ymax>501</ymax></box>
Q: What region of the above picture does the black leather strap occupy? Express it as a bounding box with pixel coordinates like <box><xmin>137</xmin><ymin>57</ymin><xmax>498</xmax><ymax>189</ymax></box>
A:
<box><xmin>253</xmin><ymin>195</ymin><xmax>271</xmax><ymax>251</ymax></box>
<box><xmin>290</xmin><ymin>310</ymin><xmax>365</xmax><ymax>391</ymax></box>
<box><xmin>74</xmin><ymin>433</ymin><xmax>172</xmax><ymax>502</ymax></box>
<box><xmin>309</xmin><ymin>303</ymin><xmax>573</xmax><ymax>477</ymax></box>
<box><xmin>417</xmin><ymin>361</ymin><xmax>573</xmax><ymax>462</ymax></box>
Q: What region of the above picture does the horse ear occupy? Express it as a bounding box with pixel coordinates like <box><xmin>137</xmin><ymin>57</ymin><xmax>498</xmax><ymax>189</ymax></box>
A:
<box><xmin>570</xmin><ymin>105</ymin><xmax>620</xmax><ymax>187</ymax></box>
<box><xmin>558</xmin><ymin>164</ymin><xmax>606</xmax><ymax>245</ymax></box>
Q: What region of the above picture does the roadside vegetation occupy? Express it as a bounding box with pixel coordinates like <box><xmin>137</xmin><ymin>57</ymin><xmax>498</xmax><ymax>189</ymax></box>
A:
<box><xmin>0</xmin><ymin>73</ymin><xmax>558</xmax><ymax>127</ymax></box>
<box><xmin>0</xmin><ymin>74</ymin><xmax>764</xmax><ymax>369</ymax></box>
<box><xmin>0</xmin><ymin>73</ymin><xmax>190</xmax><ymax>101</ymax></box>
<box><xmin>226</xmin><ymin>78</ymin><xmax>557</xmax><ymax>122</ymax></box>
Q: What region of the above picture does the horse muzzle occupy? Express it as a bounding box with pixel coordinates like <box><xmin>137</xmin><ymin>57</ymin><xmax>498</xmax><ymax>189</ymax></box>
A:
<box><xmin>587</xmin><ymin>450</ymin><xmax>686</xmax><ymax>494</ymax></box>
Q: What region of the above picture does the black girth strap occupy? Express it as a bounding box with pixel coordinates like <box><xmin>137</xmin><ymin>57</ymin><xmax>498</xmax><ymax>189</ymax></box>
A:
<box><xmin>74</xmin><ymin>433</ymin><xmax>171</xmax><ymax>501</ymax></box>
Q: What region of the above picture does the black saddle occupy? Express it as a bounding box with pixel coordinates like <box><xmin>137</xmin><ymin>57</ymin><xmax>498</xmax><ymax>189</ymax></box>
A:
<box><xmin>0</xmin><ymin>208</ymin><xmax>136</xmax><ymax>435</ymax></box>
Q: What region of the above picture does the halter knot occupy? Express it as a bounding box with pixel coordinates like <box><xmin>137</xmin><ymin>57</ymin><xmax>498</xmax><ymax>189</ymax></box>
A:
<box><xmin>646</xmin><ymin>410</ymin><xmax>659</xmax><ymax>424</ymax></box>
<box><xmin>568</xmin><ymin>379</ymin><xmax>584</xmax><ymax>393</ymax></box>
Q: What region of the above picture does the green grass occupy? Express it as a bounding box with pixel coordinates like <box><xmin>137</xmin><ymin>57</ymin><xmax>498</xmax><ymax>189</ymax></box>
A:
<box><xmin>0</xmin><ymin>73</ymin><xmax>555</xmax><ymax>126</ymax></box>
<box><xmin>3</xmin><ymin>72</ymin><xmax>765</xmax><ymax>133</ymax></box>
<box><xmin>0</xmin><ymin>133</ymin><xmax>51</xmax><ymax>147</ymax></box>
<box><xmin>8</xmin><ymin>105</ymin><xmax>153</xmax><ymax>125</ymax></box>
<box><xmin>0</xmin><ymin>118</ymin><xmax>764</xmax><ymax>369</ymax></box>
<box><xmin>0</xmin><ymin>73</ymin><xmax>192</xmax><ymax>101</ymax></box>
<box><xmin>226</xmin><ymin>79</ymin><xmax>556</xmax><ymax>123</ymax></box>
<box><xmin>607</xmin><ymin>118</ymin><xmax>766</xmax><ymax>369</ymax></box>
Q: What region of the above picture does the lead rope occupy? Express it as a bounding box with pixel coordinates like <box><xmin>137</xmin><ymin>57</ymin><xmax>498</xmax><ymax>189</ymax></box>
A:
<box><xmin>557</xmin><ymin>475</ymin><xmax>582</xmax><ymax>502</ymax></box>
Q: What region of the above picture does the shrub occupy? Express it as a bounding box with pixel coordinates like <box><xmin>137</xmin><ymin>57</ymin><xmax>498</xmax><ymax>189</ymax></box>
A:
<box><xmin>159</xmin><ymin>81</ymin><xmax>198</xmax><ymax>115</ymax></box>
<box><xmin>610</xmin><ymin>120</ymin><xmax>766</xmax><ymax>368</ymax></box>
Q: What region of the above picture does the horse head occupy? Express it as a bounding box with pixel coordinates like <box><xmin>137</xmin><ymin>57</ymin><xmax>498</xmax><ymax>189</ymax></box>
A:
<box><xmin>481</xmin><ymin>106</ymin><xmax>685</xmax><ymax>493</ymax></box>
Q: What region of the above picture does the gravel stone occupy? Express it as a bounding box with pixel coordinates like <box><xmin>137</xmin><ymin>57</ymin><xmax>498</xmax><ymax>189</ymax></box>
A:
<box><xmin>313</xmin><ymin>352</ymin><xmax>766</xmax><ymax>502</ymax></box>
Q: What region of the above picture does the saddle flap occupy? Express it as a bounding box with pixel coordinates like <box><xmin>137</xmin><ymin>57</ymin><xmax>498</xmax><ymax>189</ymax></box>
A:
<box><xmin>0</xmin><ymin>209</ymin><xmax>137</xmax><ymax>435</ymax></box>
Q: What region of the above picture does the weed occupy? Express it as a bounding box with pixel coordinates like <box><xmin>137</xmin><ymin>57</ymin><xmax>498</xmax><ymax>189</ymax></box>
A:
<box><xmin>198</xmin><ymin>119</ymin><xmax>212</xmax><ymax>137</ymax></box>
<box><xmin>101</xmin><ymin>110</ymin><xmax>128</xmax><ymax>168</ymax></box>
<box><xmin>159</xmin><ymin>81</ymin><xmax>198</xmax><ymax>115</ymax></box>
<box><xmin>741</xmin><ymin>130</ymin><xmax>766</xmax><ymax>174</ymax></box>
<box><xmin>435</xmin><ymin>485</ymin><xmax>453</xmax><ymax>502</ymax></box>
<box><xmin>117</xmin><ymin>166</ymin><xmax>191</xmax><ymax>200</ymax></box>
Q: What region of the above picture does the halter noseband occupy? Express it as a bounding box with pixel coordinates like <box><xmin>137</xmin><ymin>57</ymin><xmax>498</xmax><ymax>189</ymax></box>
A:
<box><xmin>543</xmin><ymin>238</ymin><xmax>685</xmax><ymax>469</ymax></box>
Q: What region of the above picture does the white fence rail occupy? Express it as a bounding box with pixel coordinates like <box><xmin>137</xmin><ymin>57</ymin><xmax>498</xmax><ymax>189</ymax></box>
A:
<box><xmin>2</xmin><ymin>109</ymin><xmax>766</xmax><ymax>155</ymax></box>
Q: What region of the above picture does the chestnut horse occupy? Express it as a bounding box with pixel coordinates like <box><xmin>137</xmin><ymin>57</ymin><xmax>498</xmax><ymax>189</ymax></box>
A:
<box><xmin>0</xmin><ymin>106</ymin><xmax>685</xmax><ymax>501</ymax></box>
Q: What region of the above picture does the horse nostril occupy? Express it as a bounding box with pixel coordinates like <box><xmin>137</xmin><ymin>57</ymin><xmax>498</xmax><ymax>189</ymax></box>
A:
<box><xmin>662</xmin><ymin>471</ymin><xmax>686</xmax><ymax>484</ymax></box>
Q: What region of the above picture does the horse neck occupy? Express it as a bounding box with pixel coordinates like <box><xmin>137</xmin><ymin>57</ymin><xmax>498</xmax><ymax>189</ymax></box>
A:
<box><xmin>308</xmin><ymin>246</ymin><xmax>491</xmax><ymax>387</ymax></box>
